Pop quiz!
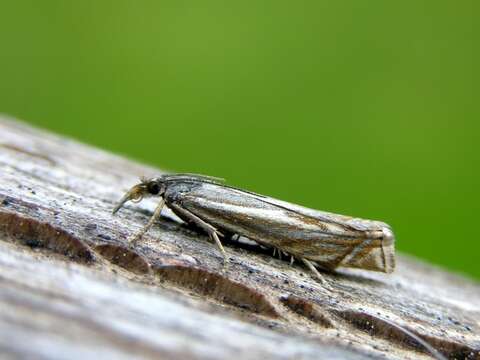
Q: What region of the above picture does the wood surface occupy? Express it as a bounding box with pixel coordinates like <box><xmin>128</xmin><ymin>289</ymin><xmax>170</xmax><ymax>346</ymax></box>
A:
<box><xmin>0</xmin><ymin>116</ymin><xmax>478</xmax><ymax>360</ymax></box>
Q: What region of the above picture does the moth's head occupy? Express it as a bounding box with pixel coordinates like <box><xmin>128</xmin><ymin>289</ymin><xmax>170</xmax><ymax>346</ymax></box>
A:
<box><xmin>112</xmin><ymin>177</ymin><xmax>165</xmax><ymax>214</ymax></box>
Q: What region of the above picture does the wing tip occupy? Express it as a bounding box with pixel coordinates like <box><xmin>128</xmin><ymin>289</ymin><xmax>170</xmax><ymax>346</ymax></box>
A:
<box><xmin>382</xmin><ymin>242</ymin><xmax>396</xmax><ymax>273</ymax></box>
<box><xmin>339</xmin><ymin>230</ymin><xmax>396</xmax><ymax>273</ymax></box>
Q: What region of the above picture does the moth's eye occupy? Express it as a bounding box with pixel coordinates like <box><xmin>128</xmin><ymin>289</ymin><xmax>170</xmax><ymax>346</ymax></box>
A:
<box><xmin>147</xmin><ymin>182</ymin><xmax>161</xmax><ymax>195</ymax></box>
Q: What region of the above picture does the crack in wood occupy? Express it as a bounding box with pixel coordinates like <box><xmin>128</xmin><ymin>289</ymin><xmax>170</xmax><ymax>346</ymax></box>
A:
<box><xmin>94</xmin><ymin>244</ymin><xmax>152</xmax><ymax>275</ymax></box>
<box><xmin>0</xmin><ymin>210</ymin><xmax>94</xmax><ymax>263</ymax></box>
<box><xmin>280</xmin><ymin>294</ymin><xmax>335</xmax><ymax>328</ymax></box>
<box><xmin>155</xmin><ymin>265</ymin><xmax>280</xmax><ymax>318</ymax></box>
<box><xmin>334</xmin><ymin>310</ymin><xmax>479</xmax><ymax>359</ymax></box>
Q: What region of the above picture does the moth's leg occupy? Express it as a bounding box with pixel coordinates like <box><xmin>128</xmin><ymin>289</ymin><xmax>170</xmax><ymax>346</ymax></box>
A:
<box><xmin>290</xmin><ymin>255</ymin><xmax>295</xmax><ymax>266</ymax></box>
<box><xmin>273</xmin><ymin>247</ymin><xmax>285</xmax><ymax>260</ymax></box>
<box><xmin>168</xmin><ymin>203</ymin><xmax>227</xmax><ymax>265</ymax></box>
<box><xmin>301</xmin><ymin>258</ymin><xmax>329</xmax><ymax>286</ymax></box>
<box><xmin>301</xmin><ymin>258</ymin><xmax>324</xmax><ymax>282</ymax></box>
<box><xmin>129</xmin><ymin>198</ymin><xmax>165</xmax><ymax>246</ymax></box>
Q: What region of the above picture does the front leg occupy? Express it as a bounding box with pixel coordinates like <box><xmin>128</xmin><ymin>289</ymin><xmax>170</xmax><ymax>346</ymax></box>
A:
<box><xmin>129</xmin><ymin>198</ymin><xmax>165</xmax><ymax>246</ymax></box>
<box><xmin>168</xmin><ymin>202</ymin><xmax>228</xmax><ymax>266</ymax></box>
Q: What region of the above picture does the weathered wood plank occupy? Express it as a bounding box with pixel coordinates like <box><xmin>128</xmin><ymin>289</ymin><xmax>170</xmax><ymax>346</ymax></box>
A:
<box><xmin>0</xmin><ymin>116</ymin><xmax>479</xmax><ymax>359</ymax></box>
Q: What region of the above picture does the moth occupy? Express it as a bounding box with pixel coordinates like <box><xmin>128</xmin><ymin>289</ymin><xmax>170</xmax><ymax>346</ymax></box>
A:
<box><xmin>113</xmin><ymin>174</ymin><xmax>395</xmax><ymax>282</ymax></box>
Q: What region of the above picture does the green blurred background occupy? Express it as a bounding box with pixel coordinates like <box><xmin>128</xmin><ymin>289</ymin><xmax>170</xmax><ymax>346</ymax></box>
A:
<box><xmin>0</xmin><ymin>1</ymin><xmax>478</xmax><ymax>279</ymax></box>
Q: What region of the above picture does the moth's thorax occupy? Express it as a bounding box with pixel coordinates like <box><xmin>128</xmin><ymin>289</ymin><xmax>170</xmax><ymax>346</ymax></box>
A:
<box><xmin>163</xmin><ymin>180</ymin><xmax>202</xmax><ymax>203</ymax></box>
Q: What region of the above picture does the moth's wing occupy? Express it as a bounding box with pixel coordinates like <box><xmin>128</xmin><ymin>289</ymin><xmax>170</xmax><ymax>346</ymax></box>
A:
<box><xmin>243</xmin><ymin>190</ymin><xmax>396</xmax><ymax>272</ymax></box>
<box><xmin>167</xmin><ymin>182</ymin><xmax>395</xmax><ymax>272</ymax></box>
<box><xmin>239</xmin><ymin>190</ymin><xmax>388</xmax><ymax>232</ymax></box>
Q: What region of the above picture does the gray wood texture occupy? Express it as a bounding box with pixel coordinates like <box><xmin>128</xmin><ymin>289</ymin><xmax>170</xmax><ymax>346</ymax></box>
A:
<box><xmin>0</xmin><ymin>116</ymin><xmax>478</xmax><ymax>360</ymax></box>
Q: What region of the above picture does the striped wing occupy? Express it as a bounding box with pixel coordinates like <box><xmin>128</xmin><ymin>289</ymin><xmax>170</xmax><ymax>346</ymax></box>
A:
<box><xmin>168</xmin><ymin>181</ymin><xmax>395</xmax><ymax>273</ymax></box>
